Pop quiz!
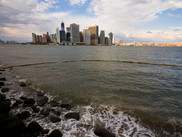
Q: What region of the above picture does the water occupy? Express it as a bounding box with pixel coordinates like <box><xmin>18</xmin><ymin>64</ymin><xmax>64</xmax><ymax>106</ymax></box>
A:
<box><xmin>0</xmin><ymin>44</ymin><xmax>182</xmax><ymax>136</ymax></box>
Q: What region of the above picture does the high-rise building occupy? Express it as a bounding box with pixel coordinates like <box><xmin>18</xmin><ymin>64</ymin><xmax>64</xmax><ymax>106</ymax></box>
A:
<box><xmin>83</xmin><ymin>29</ymin><xmax>90</xmax><ymax>45</ymax></box>
<box><xmin>105</xmin><ymin>37</ymin><xmax>109</xmax><ymax>46</ymax></box>
<box><xmin>56</xmin><ymin>28</ymin><xmax>60</xmax><ymax>43</ymax></box>
<box><xmin>60</xmin><ymin>30</ymin><xmax>65</xmax><ymax>43</ymax></box>
<box><xmin>36</xmin><ymin>35</ymin><xmax>42</xmax><ymax>43</ymax></box>
<box><xmin>70</xmin><ymin>23</ymin><xmax>80</xmax><ymax>44</ymax></box>
<box><xmin>50</xmin><ymin>34</ymin><xmax>57</xmax><ymax>43</ymax></box>
<box><xmin>108</xmin><ymin>32</ymin><xmax>113</xmax><ymax>45</ymax></box>
<box><xmin>80</xmin><ymin>32</ymin><xmax>84</xmax><ymax>42</ymax></box>
<box><xmin>61</xmin><ymin>22</ymin><xmax>65</xmax><ymax>31</ymax></box>
<box><xmin>42</xmin><ymin>34</ymin><xmax>47</xmax><ymax>43</ymax></box>
<box><xmin>32</xmin><ymin>33</ymin><xmax>37</xmax><ymax>44</ymax></box>
<box><xmin>66</xmin><ymin>27</ymin><xmax>71</xmax><ymax>42</ymax></box>
<box><xmin>89</xmin><ymin>25</ymin><xmax>99</xmax><ymax>45</ymax></box>
<box><xmin>100</xmin><ymin>30</ymin><xmax>105</xmax><ymax>46</ymax></box>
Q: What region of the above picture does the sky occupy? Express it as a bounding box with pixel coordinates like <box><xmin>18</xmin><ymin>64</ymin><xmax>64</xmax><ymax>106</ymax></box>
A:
<box><xmin>1</xmin><ymin>0</ymin><xmax>182</xmax><ymax>43</ymax></box>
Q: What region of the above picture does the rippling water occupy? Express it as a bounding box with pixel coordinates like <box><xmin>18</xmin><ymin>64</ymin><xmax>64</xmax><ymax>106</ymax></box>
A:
<box><xmin>0</xmin><ymin>44</ymin><xmax>182</xmax><ymax>136</ymax></box>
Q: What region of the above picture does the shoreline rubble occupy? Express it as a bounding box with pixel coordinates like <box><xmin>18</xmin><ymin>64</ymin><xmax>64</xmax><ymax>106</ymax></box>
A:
<box><xmin>0</xmin><ymin>68</ymin><xmax>116</xmax><ymax>137</ymax></box>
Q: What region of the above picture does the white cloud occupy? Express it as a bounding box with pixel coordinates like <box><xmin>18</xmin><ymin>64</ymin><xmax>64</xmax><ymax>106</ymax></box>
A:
<box><xmin>69</xmin><ymin>0</ymin><xmax>87</xmax><ymax>5</ymax></box>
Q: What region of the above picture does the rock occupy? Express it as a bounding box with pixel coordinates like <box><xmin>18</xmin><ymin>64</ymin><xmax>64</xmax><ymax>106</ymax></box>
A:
<box><xmin>1</xmin><ymin>88</ymin><xmax>9</xmax><ymax>93</ymax></box>
<box><xmin>37</xmin><ymin>96</ymin><xmax>48</xmax><ymax>106</ymax></box>
<box><xmin>1</xmin><ymin>117</ymin><xmax>26</xmax><ymax>137</ymax></box>
<box><xmin>65</xmin><ymin>112</ymin><xmax>80</xmax><ymax>120</ymax></box>
<box><xmin>16</xmin><ymin>100</ymin><xmax>23</xmax><ymax>104</ymax></box>
<box><xmin>94</xmin><ymin>128</ymin><xmax>116</xmax><ymax>137</ymax></box>
<box><xmin>0</xmin><ymin>77</ymin><xmax>6</xmax><ymax>81</ymax></box>
<box><xmin>41</xmin><ymin>129</ymin><xmax>49</xmax><ymax>134</ymax></box>
<box><xmin>0</xmin><ymin>93</ymin><xmax>6</xmax><ymax>103</ymax></box>
<box><xmin>0</xmin><ymin>69</ymin><xmax>5</xmax><ymax>71</ymax></box>
<box><xmin>17</xmin><ymin>111</ymin><xmax>31</xmax><ymax>120</ymax></box>
<box><xmin>40</xmin><ymin>109</ymin><xmax>50</xmax><ymax>116</ymax></box>
<box><xmin>11</xmin><ymin>102</ymin><xmax>19</xmax><ymax>109</ymax></box>
<box><xmin>0</xmin><ymin>99</ymin><xmax>11</xmax><ymax>114</ymax></box>
<box><xmin>0</xmin><ymin>72</ymin><xmax>2</xmax><ymax>75</ymax></box>
<box><xmin>20</xmin><ymin>82</ymin><xmax>26</xmax><ymax>87</ymax></box>
<box><xmin>60</xmin><ymin>104</ymin><xmax>71</xmax><ymax>110</ymax></box>
<box><xmin>49</xmin><ymin>100</ymin><xmax>60</xmax><ymax>107</ymax></box>
<box><xmin>31</xmin><ymin>105</ymin><xmax>40</xmax><ymax>113</ymax></box>
<box><xmin>26</xmin><ymin>121</ymin><xmax>43</xmax><ymax>136</ymax></box>
<box><xmin>48</xmin><ymin>129</ymin><xmax>63</xmax><ymax>137</ymax></box>
<box><xmin>52</xmin><ymin>110</ymin><xmax>61</xmax><ymax>116</ymax></box>
<box><xmin>0</xmin><ymin>81</ymin><xmax>5</xmax><ymax>86</ymax></box>
<box><xmin>24</xmin><ymin>98</ymin><xmax>35</xmax><ymax>105</ymax></box>
<box><xmin>20</xmin><ymin>96</ymin><xmax>28</xmax><ymax>101</ymax></box>
<box><xmin>49</xmin><ymin>115</ymin><xmax>61</xmax><ymax>123</ymax></box>
<box><xmin>36</xmin><ymin>91</ymin><xmax>44</xmax><ymax>96</ymax></box>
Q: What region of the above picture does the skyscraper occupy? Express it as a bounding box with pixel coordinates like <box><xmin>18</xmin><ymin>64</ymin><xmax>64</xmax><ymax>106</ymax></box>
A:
<box><xmin>61</xmin><ymin>22</ymin><xmax>65</xmax><ymax>31</ymax></box>
<box><xmin>66</xmin><ymin>27</ymin><xmax>71</xmax><ymax>42</ymax></box>
<box><xmin>56</xmin><ymin>28</ymin><xmax>60</xmax><ymax>43</ymax></box>
<box><xmin>89</xmin><ymin>25</ymin><xmax>99</xmax><ymax>45</ymax></box>
<box><xmin>70</xmin><ymin>23</ymin><xmax>80</xmax><ymax>44</ymax></box>
<box><xmin>60</xmin><ymin>30</ymin><xmax>65</xmax><ymax>43</ymax></box>
<box><xmin>100</xmin><ymin>30</ymin><xmax>105</xmax><ymax>46</ymax></box>
<box><xmin>32</xmin><ymin>33</ymin><xmax>37</xmax><ymax>44</ymax></box>
<box><xmin>83</xmin><ymin>29</ymin><xmax>90</xmax><ymax>45</ymax></box>
<box><xmin>108</xmin><ymin>32</ymin><xmax>113</xmax><ymax>45</ymax></box>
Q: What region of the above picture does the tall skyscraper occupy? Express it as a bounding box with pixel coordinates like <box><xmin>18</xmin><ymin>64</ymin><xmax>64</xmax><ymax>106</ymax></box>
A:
<box><xmin>80</xmin><ymin>32</ymin><xmax>84</xmax><ymax>42</ymax></box>
<box><xmin>100</xmin><ymin>30</ymin><xmax>105</xmax><ymax>46</ymax></box>
<box><xmin>56</xmin><ymin>28</ymin><xmax>60</xmax><ymax>43</ymax></box>
<box><xmin>89</xmin><ymin>25</ymin><xmax>99</xmax><ymax>45</ymax></box>
<box><xmin>60</xmin><ymin>30</ymin><xmax>65</xmax><ymax>43</ymax></box>
<box><xmin>83</xmin><ymin>29</ymin><xmax>90</xmax><ymax>45</ymax></box>
<box><xmin>61</xmin><ymin>22</ymin><xmax>65</xmax><ymax>31</ymax></box>
<box><xmin>70</xmin><ymin>23</ymin><xmax>80</xmax><ymax>44</ymax></box>
<box><xmin>32</xmin><ymin>33</ymin><xmax>37</xmax><ymax>44</ymax></box>
<box><xmin>66</xmin><ymin>27</ymin><xmax>71</xmax><ymax>42</ymax></box>
<box><xmin>108</xmin><ymin>32</ymin><xmax>113</xmax><ymax>45</ymax></box>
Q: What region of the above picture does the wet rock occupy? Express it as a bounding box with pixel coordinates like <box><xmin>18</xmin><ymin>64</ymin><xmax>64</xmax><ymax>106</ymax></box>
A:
<box><xmin>1</xmin><ymin>88</ymin><xmax>9</xmax><ymax>93</ymax></box>
<box><xmin>17</xmin><ymin>111</ymin><xmax>31</xmax><ymax>120</ymax></box>
<box><xmin>0</xmin><ymin>116</ymin><xmax>26</xmax><ymax>137</ymax></box>
<box><xmin>37</xmin><ymin>96</ymin><xmax>48</xmax><ymax>106</ymax></box>
<box><xmin>76</xmin><ymin>123</ymin><xmax>93</xmax><ymax>130</ymax></box>
<box><xmin>49</xmin><ymin>100</ymin><xmax>60</xmax><ymax>107</ymax></box>
<box><xmin>65</xmin><ymin>112</ymin><xmax>80</xmax><ymax>120</ymax></box>
<box><xmin>49</xmin><ymin>115</ymin><xmax>61</xmax><ymax>123</ymax></box>
<box><xmin>26</xmin><ymin>121</ymin><xmax>43</xmax><ymax>136</ymax></box>
<box><xmin>48</xmin><ymin>129</ymin><xmax>63</xmax><ymax>137</ymax></box>
<box><xmin>0</xmin><ymin>81</ymin><xmax>5</xmax><ymax>86</ymax></box>
<box><xmin>0</xmin><ymin>77</ymin><xmax>6</xmax><ymax>81</ymax></box>
<box><xmin>31</xmin><ymin>105</ymin><xmax>40</xmax><ymax>113</ymax></box>
<box><xmin>0</xmin><ymin>72</ymin><xmax>2</xmax><ymax>75</ymax></box>
<box><xmin>0</xmin><ymin>99</ymin><xmax>11</xmax><ymax>114</ymax></box>
<box><xmin>36</xmin><ymin>91</ymin><xmax>44</xmax><ymax>96</ymax></box>
<box><xmin>0</xmin><ymin>69</ymin><xmax>5</xmax><ymax>71</ymax></box>
<box><xmin>20</xmin><ymin>96</ymin><xmax>28</xmax><ymax>101</ymax></box>
<box><xmin>94</xmin><ymin>128</ymin><xmax>116</xmax><ymax>137</ymax></box>
<box><xmin>0</xmin><ymin>93</ymin><xmax>6</xmax><ymax>103</ymax></box>
<box><xmin>41</xmin><ymin>129</ymin><xmax>49</xmax><ymax>134</ymax></box>
<box><xmin>40</xmin><ymin>109</ymin><xmax>50</xmax><ymax>116</ymax></box>
<box><xmin>16</xmin><ymin>100</ymin><xmax>23</xmax><ymax>104</ymax></box>
<box><xmin>20</xmin><ymin>82</ymin><xmax>26</xmax><ymax>87</ymax></box>
<box><xmin>60</xmin><ymin>104</ymin><xmax>71</xmax><ymax>110</ymax></box>
<box><xmin>52</xmin><ymin>110</ymin><xmax>61</xmax><ymax>116</ymax></box>
<box><xmin>24</xmin><ymin>98</ymin><xmax>35</xmax><ymax>105</ymax></box>
<box><xmin>11</xmin><ymin>102</ymin><xmax>19</xmax><ymax>109</ymax></box>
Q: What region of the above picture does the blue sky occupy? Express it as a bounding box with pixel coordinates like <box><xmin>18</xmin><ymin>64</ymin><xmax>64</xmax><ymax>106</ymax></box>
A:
<box><xmin>1</xmin><ymin>0</ymin><xmax>182</xmax><ymax>43</ymax></box>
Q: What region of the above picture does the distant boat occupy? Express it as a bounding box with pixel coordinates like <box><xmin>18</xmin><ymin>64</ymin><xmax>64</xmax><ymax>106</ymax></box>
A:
<box><xmin>115</xmin><ymin>44</ymin><xmax>120</xmax><ymax>46</ymax></box>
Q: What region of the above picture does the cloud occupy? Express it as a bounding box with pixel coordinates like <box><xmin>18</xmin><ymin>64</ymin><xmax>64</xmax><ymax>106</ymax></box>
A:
<box><xmin>1</xmin><ymin>0</ymin><xmax>182</xmax><ymax>43</ymax></box>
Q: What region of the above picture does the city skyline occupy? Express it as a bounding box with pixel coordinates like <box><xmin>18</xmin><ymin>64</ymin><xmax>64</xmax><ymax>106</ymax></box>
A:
<box><xmin>1</xmin><ymin>0</ymin><xmax>182</xmax><ymax>43</ymax></box>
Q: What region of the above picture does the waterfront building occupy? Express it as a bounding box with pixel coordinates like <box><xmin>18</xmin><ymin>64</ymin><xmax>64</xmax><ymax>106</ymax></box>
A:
<box><xmin>83</xmin><ymin>29</ymin><xmax>90</xmax><ymax>45</ymax></box>
<box><xmin>66</xmin><ymin>27</ymin><xmax>71</xmax><ymax>42</ymax></box>
<box><xmin>89</xmin><ymin>25</ymin><xmax>99</xmax><ymax>45</ymax></box>
<box><xmin>56</xmin><ymin>28</ymin><xmax>60</xmax><ymax>43</ymax></box>
<box><xmin>32</xmin><ymin>33</ymin><xmax>37</xmax><ymax>44</ymax></box>
<box><xmin>50</xmin><ymin>34</ymin><xmax>57</xmax><ymax>43</ymax></box>
<box><xmin>42</xmin><ymin>34</ymin><xmax>47</xmax><ymax>43</ymax></box>
<box><xmin>100</xmin><ymin>30</ymin><xmax>105</xmax><ymax>46</ymax></box>
<box><xmin>60</xmin><ymin>30</ymin><xmax>66</xmax><ymax>43</ymax></box>
<box><xmin>80</xmin><ymin>32</ymin><xmax>84</xmax><ymax>42</ymax></box>
<box><xmin>112</xmin><ymin>36</ymin><xmax>115</xmax><ymax>45</ymax></box>
<box><xmin>46</xmin><ymin>32</ymin><xmax>51</xmax><ymax>43</ymax></box>
<box><xmin>105</xmin><ymin>37</ymin><xmax>109</xmax><ymax>46</ymax></box>
<box><xmin>70</xmin><ymin>23</ymin><xmax>80</xmax><ymax>44</ymax></box>
<box><xmin>108</xmin><ymin>32</ymin><xmax>113</xmax><ymax>45</ymax></box>
<box><xmin>36</xmin><ymin>35</ymin><xmax>42</xmax><ymax>43</ymax></box>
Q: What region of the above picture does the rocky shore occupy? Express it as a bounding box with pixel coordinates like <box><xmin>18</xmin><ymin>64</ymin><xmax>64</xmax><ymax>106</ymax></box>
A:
<box><xmin>0</xmin><ymin>68</ymin><xmax>116</xmax><ymax>137</ymax></box>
